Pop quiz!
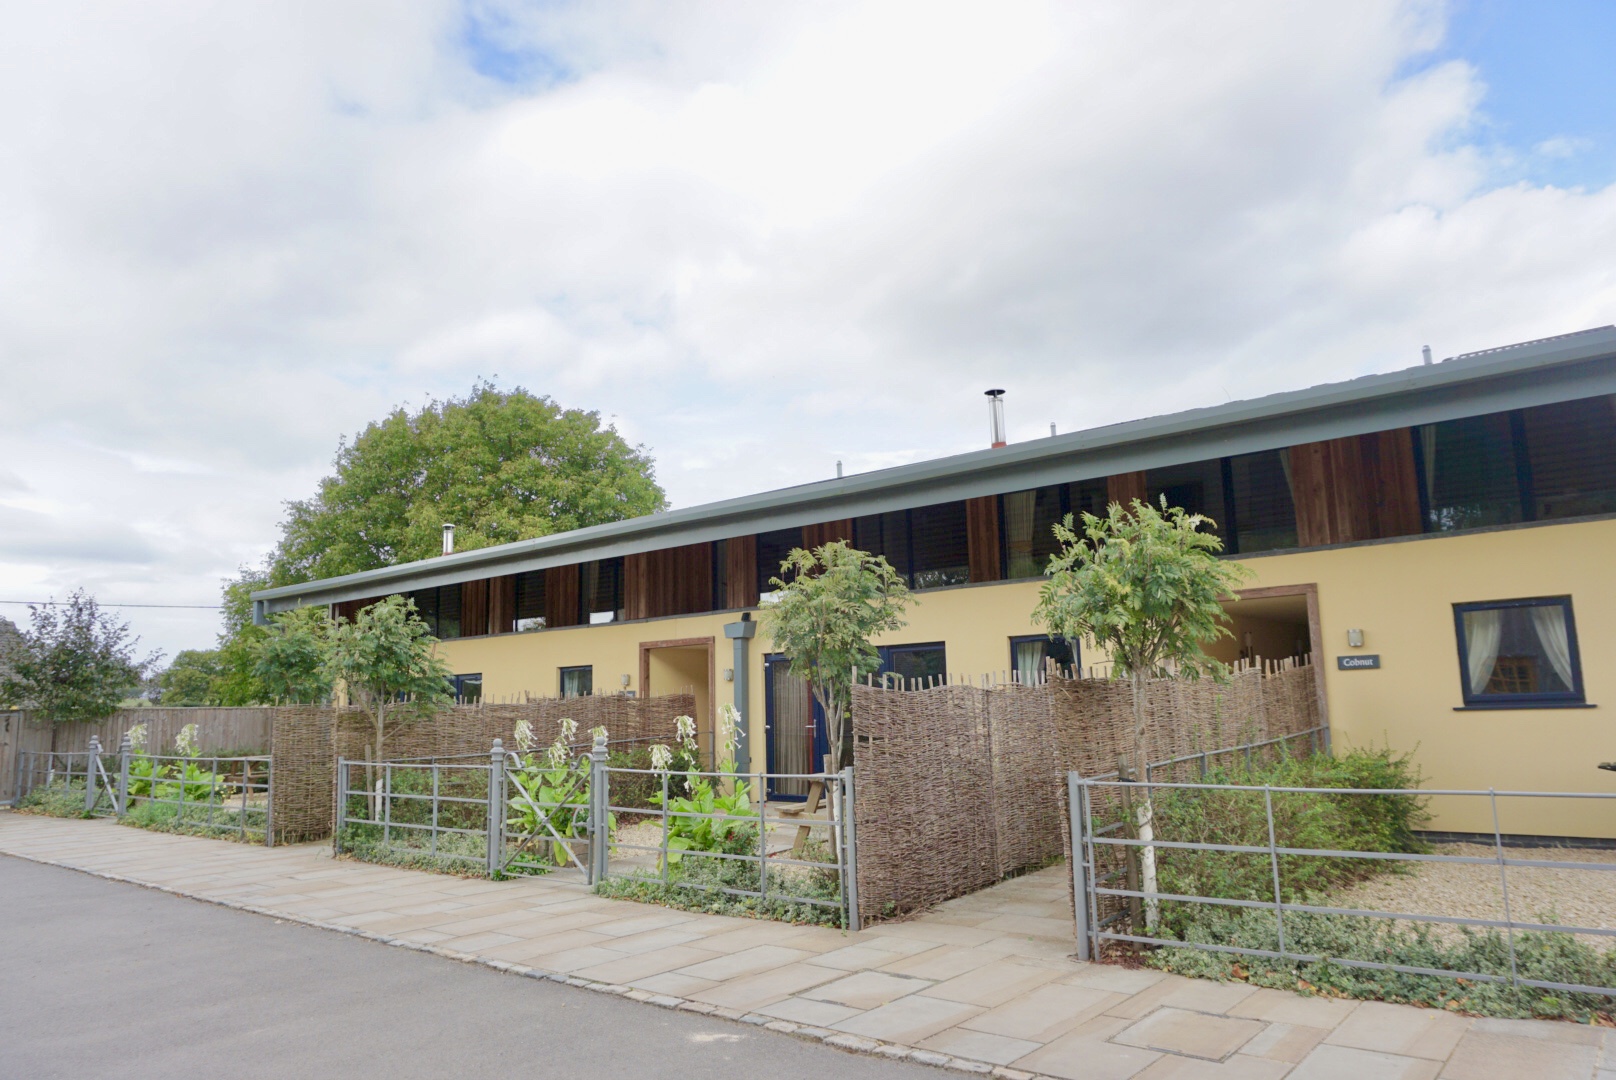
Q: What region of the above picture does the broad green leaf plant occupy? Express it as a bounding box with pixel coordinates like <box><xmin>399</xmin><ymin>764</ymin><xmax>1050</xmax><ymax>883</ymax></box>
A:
<box><xmin>758</xmin><ymin>541</ymin><xmax>911</xmax><ymax>769</ymax></box>
<box><xmin>505</xmin><ymin>718</ymin><xmax>606</xmax><ymax>869</ymax></box>
<box><xmin>1034</xmin><ymin>497</ymin><xmax>1252</xmax><ymax>928</ymax></box>
<box><xmin>650</xmin><ymin>705</ymin><xmax>754</xmax><ymax>866</ymax></box>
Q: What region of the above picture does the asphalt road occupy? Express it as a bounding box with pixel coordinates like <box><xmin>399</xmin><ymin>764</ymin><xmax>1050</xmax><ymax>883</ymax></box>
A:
<box><xmin>0</xmin><ymin>855</ymin><xmax>937</xmax><ymax>1080</ymax></box>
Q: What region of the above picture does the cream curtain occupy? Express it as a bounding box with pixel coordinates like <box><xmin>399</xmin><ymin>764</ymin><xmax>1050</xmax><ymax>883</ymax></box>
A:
<box><xmin>1279</xmin><ymin>448</ymin><xmax>1294</xmax><ymax>498</ymax></box>
<box><xmin>1463</xmin><ymin>608</ymin><xmax>1504</xmax><ymax>695</ymax></box>
<box><xmin>1013</xmin><ymin>639</ymin><xmax>1046</xmax><ymax>685</ymax></box>
<box><xmin>1004</xmin><ymin>491</ymin><xmax>1036</xmax><ymax>578</ymax></box>
<box><xmin>1531</xmin><ymin>605</ymin><xmax>1575</xmax><ymax>691</ymax></box>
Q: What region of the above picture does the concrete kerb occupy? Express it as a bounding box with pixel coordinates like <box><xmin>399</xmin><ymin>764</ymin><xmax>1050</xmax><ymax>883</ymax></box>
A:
<box><xmin>0</xmin><ymin>840</ymin><xmax>1051</xmax><ymax>1080</ymax></box>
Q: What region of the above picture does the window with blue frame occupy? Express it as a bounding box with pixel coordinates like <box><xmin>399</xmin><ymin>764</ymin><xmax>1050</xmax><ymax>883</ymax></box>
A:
<box><xmin>449</xmin><ymin>673</ymin><xmax>483</xmax><ymax>703</ymax></box>
<box><xmin>1009</xmin><ymin>635</ymin><xmax>1077</xmax><ymax>683</ymax></box>
<box><xmin>876</xmin><ymin>642</ymin><xmax>947</xmax><ymax>688</ymax></box>
<box><xmin>1453</xmin><ymin>596</ymin><xmax>1585</xmax><ymax>709</ymax></box>
<box><xmin>756</xmin><ymin>527</ymin><xmax>801</xmax><ymax>598</ymax></box>
<box><xmin>559</xmin><ymin>665</ymin><xmax>593</xmax><ymax>698</ymax></box>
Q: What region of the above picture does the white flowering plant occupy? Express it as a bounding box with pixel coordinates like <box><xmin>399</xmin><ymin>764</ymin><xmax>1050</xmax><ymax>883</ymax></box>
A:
<box><xmin>505</xmin><ymin>718</ymin><xmax>610</xmax><ymax>869</ymax></box>
<box><xmin>652</xmin><ymin>706</ymin><xmax>754</xmax><ymax>865</ymax></box>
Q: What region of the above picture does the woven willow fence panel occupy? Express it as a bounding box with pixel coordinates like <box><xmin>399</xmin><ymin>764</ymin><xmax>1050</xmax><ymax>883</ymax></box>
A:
<box><xmin>268</xmin><ymin>694</ymin><xmax>694</xmax><ymax>844</ymax></box>
<box><xmin>851</xmin><ymin>659</ymin><xmax>1319</xmax><ymax>925</ymax></box>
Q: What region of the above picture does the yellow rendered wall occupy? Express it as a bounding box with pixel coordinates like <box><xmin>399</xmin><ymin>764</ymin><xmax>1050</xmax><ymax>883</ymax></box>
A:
<box><xmin>1234</xmin><ymin>518</ymin><xmax>1616</xmax><ymax>839</ymax></box>
<box><xmin>432</xmin><ymin>516</ymin><xmax>1616</xmax><ymax>838</ymax></box>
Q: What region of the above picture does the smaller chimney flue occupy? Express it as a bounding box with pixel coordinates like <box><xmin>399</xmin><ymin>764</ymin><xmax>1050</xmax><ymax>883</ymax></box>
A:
<box><xmin>442</xmin><ymin>523</ymin><xmax>455</xmax><ymax>556</ymax></box>
<box><xmin>985</xmin><ymin>389</ymin><xmax>1007</xmax><ymax>448</ymax></box>
<box><xmin>1422</xmin><ymin>345</ymin><xmax>1433</xmax><ymax>366</ymax></box>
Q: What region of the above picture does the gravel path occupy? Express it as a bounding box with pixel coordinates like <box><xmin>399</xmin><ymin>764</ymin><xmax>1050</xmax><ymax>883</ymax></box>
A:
<box><xmin>1332</xmin><ymin>842</ymin><xmax>1616</xmax><ymax>947</ymax></box>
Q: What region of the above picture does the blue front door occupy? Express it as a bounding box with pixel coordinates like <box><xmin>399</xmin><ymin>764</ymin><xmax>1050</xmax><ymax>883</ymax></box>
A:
<box><xmin>764</xmin><ymin>654</ymin><xmax>827</xmax><ymax>800</ymax></box>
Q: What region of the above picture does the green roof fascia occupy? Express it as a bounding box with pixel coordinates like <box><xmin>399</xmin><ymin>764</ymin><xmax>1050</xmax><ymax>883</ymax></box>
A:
<box><xmin>253</xmin><ymin>325</ymin><xmax>1616</xmax><ymax>614</ymax></box>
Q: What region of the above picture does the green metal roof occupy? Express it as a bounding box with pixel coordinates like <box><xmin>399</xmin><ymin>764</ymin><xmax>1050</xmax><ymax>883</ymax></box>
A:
<box><xmin>255</xmin><ymin>325</ymin><xmax>1616</xmax><ymax>613</ymax></box>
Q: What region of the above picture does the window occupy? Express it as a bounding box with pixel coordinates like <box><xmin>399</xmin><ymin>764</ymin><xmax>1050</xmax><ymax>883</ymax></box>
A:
<box><xmin>1419</xmin><ymin>414</ymin><xmax>1524</xmax><ymax>531</ymax></box>
<box><xmin>579</xmin><ymin>558</ymin><xmax>623</xmax><ymax>624</ymax></box>
<box><xmin>402</xmin><ymin>585</ymin><xmax>462</xmax><ymax>639</ymax></box>
<box><xmin>999</xmin><ymin>481</ymin><xmax>1109</xmax><ymax>579</ymax></box>
<box><xmin>1147</xmin><ymin>459</ymin><xmax>1229</xmax><ymax>544</ymax></box>
<box><xmin>756</xmin><ymin>527</ymin><xmax>801</xmax><ymax>599</ymax></box>
<box><xmin>876</xmin><ymin>643</ymin><xmax>947</xmax><ymax>688</ymax></box>
<box><xmin>851</xmin><ymin>502</ymin><xmax>969</xmax><ymax>590</ymax></box>
<box><xmin>1010</xmin><ymin>635</ymin><xmax>1077</xmax><ymax>684</ymax></box>
<box><xmin>1228</xmin><ymin>450</ymin><xmax>1298</xmax><ymax>554</ymax></box>
<box><xmin>1453</xmin><ymin>597</ymin><xmax>1584</xmax><ymax>708</ymax></box>
<box><xmin>513</xmin><ymin>571</ymin><xmax>546</xmax><ymax>632</ymax></box>
<box><xmin>560</xmin><ymin>666</ymin><xmax>593</xmax><ymax>698</ymax></box>
<box><xmin>1519</xmin><ymin>397</ymin><xmax>1616</xmax><ymax>521</ymax></box>
<box><xmin>449</xmin><ymin>673</ymin><xmax>483</xmax><ymax>703</ymax></box>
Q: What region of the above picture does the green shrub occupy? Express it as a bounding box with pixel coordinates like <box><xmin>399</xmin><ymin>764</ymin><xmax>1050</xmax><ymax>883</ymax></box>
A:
<box><xmin>1152</xmin><ymin>905</ymin><xmax>1616</xmax><ymax>1022</ymax></box>
<box><xmin>336</xmin><ymin>823</ymin><xmax>489</xmax><ymax>876</ymax></box>
<box><xmin>14</xmin><ymin>781</ymin><xmax>94</xmax><ymax>818</ymax></box>
<box><xmin>122</xmin><ymin>800</ymin><xmax>265</xmax><ymax>842</ymax></box>
<box><xmin>1144</xmin><ymin>747</ymin><xmax>1428</xmax><ymax>938</ymax></box>
<box><xmin>597</xmin><ymin>841</ymin><xmax>845</xmax><ymax>927</ymax></box>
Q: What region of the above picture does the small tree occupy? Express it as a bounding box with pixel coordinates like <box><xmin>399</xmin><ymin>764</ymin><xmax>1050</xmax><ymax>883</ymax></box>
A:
<box><xmin>253</xmin><ymin>606</ymin><xmax>335</xmax><ymax>705</ymax></box>
<box><xmin>1034</xmin><ymin>499</ymin><xmax>1251</xmax><ymax>928</ymax></box>
<box><xmin>758</xmin><ymin>541</ymin><xmax>911</xmax><ymax>769</ymax></box>
<box><xmin>325</xmin><ymin>594</ymin><xmax>451</xmax><ymax>762</ymax></box>
<box><xmin>0</xmin><ymin>591</ymin><xmax>161</xmax><ymax>742</ymax></box>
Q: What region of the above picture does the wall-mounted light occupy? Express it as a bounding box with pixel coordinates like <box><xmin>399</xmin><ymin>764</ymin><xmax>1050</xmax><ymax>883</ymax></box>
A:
<box><xmin>1346</xmin><ymin>629</ymin><xmax>1365</xmax><ymax>648</ymax></box>
<box><xmin>620</xmin><ymin>673</ymin><xmax>631</xmax><ymax>687</ymax></box>
<box><xmin>723</xmin><ymin>668</ymin><xmax>735</xmax><ymax>682</ymax></box>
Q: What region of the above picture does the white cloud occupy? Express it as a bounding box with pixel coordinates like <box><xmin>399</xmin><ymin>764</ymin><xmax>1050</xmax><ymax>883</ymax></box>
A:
<box><xmin>1</xmin><ymin>0</ymin><xmax>1613</xmax><ymax>660</ymax></box>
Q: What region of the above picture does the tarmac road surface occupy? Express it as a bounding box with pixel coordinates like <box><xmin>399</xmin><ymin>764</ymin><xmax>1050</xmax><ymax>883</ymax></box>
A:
<box><xmin>0</xmin><ymin>855</ymin><xmax>937</xmax><ymax>1080</ymax></box>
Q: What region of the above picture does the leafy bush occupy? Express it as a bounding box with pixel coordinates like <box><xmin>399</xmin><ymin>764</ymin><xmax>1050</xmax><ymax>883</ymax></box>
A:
<box><xmin>14</xmin><ymin>781</ymin><xmax>94</xmax><ymax>818</ymax></box>
<box><xmin>598</xmin><ymin>841</ymin><xmax>845</xmax><ymax>927</ymax></box>
<box><xmin>1144</xmin><ymin>747</ymin><xmax>1428</xmax><ymax>938</ymax></box>
<box><xmin>337</xmin><ymin>823</ymin><xmax>488</xmax><ymax>876</ymax></box>
<box><xmin>1152</xmin><ymin>905</ymin><xmax>1616</xmax><ymax>1022</ymax></box>
<box><xmin>122</xmin><ymin>800</ymin><xmax>265</xmax><ymax>842</ymax></box>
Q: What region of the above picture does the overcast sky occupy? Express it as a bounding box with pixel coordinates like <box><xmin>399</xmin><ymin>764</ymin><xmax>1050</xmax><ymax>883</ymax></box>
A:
<box><xmin>2</xmin><ymin>0</ymin><xmax>1614</xmax><ymax>663</ymax></box>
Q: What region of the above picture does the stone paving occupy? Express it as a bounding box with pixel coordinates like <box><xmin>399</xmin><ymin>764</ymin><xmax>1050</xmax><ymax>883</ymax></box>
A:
<box><xmin>3</xmin><ymin>812</ymin><xmax>1613</xmax><ymax>1079</ymax></box>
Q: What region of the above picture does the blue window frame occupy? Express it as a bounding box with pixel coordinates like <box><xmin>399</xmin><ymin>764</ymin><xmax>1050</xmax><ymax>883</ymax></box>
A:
<box><xmin>560</xmin><ymin>665</ymin><xmax>593</xmax><ymax>698</ymax></box>
<box><xmin>449</xmin><ymin>673</ymin><xmax>483</xmax><ymax>704</ymax></box>
<box><xmin>875</xmin><ymin>642</ymin><xmax>947</xmax><ymax>688</ymax></box>
<box><xmin>1009</xmin><ymin>635</ymin><xmax>1077</xmax><ymax>684</ymax></box>
<box><xmin>1452</xmin><ymin>596</ymin><xmax>1586</xmax><ymax>709</ymax></box>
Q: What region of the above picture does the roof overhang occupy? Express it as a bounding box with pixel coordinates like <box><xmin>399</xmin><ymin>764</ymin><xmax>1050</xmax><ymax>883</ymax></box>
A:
<box><xmin>254</xmin><ymin>326</ymin><xmax>1616</xmax><ymax>615</ymax></box>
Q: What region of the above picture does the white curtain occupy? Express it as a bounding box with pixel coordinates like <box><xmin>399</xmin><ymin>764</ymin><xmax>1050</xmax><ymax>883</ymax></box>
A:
<box><xmin>1013</xmin><ymin>639</ymin><xmax>1046</xmax><ymax>685</ymax></box>
<box><xmin>1279</xmin><ymin>448</ymin><xmax>1294</xmax><ymax>499</ymax></box>
<box><xmin>1004</xmin><ymin>491</ymin><xmax>1036</xmax><ymax>578</ymax></box>
<box><xmin>1420</xmin><ymin>424</ymin><xmax>1439</xmax><ymax>514</ymax></box>
<box><xmin>1531</xmin><ymin>605</ymin><xmax>1575</xmax><ymax>691</ymax></box>
<box><xmin>1463</xmin><ymin>609</ymin><xmax>1503</xmax><ymax>695</ymax></box>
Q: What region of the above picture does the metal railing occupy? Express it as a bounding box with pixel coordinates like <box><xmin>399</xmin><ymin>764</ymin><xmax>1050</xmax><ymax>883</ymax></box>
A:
<box><xmin>333</xmin><ymin>735</ymin><xmax>859</xmax><ymax>929</ymax></box>
<box><xmin>12</xmin><ymin>735</ymin><xmax>273</xmax><ymax>844</ymax></box>
<box><xmin>1069</xmin><ymin>774</ymin><xmax>1616</xmax><ymax>998</ymax></box>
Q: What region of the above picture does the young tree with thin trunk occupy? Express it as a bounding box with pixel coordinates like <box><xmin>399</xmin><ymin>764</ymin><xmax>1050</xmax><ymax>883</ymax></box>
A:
<box><xmin>758</xmin><ymin>541</ymin><xmax>911</xmax><ymax>770</ymax></box>
<box><xmin>1034</xmin><ymin>498</ymin><xmax>1251</xmax><ymax>929</ymax></box>
<box><xmin>326</xmin><ymin>595</ymin><xmax>452</xmax><ymax>764</ymax></box>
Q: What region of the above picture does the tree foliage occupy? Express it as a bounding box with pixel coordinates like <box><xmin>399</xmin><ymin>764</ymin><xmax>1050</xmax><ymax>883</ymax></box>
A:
<box><xmin>269</xmin><ymin>382</ymin><xmax>667</xmax><ymax>585</ymax></box>
<box><xmin>326</xmin><ymin>595</ymin><xmax>452</xmax><ymax>761</ymax></box>
<box><xmin>157</xmin><ymin>650</ymin><xmax>225</xmax><ymax>706</ymax></box>
<box><xmin>0</xmin><ymin>591</ymin><xmax>161</xmax><ymax>726</ymax></box>
<box><xmin>1033</xmin><ymin>498</ymin><xmax>1251</xmax><ymax>927</ymax></box>
<box><xmin>757</xmin><ymin>541</ymin><xmax>912</xmax><ymax>769</ymax></box>
<box><xmin>253</xmin><ymin>606</ymin><xmax>334</xmax><ymax>705</ymax></box>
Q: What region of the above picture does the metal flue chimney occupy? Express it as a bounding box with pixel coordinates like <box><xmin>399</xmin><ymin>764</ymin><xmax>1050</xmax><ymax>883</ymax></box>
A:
<box><xmin>985</xmin><ymin>389</ymin><xmax>1007</xmax><ymax>448</ymax></box>
<box><xmin>442</xmin><ymin>523</ymin><xmax>455</xmax><ymax>556</ymax></box>
<box><xmin>1422</xmin><ymin>345</ymin><xmax>1433</xmax><ymax>366</ymax></box>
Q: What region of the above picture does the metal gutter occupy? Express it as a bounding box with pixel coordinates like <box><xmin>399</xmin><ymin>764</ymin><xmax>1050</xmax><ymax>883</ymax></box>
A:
<box><xmin>254</xmin><ymin>326</ymin><xmax>1616</xmax><ymax>613</ymax></box>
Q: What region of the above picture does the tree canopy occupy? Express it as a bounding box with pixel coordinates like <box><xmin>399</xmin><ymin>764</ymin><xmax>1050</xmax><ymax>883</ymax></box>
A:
<box><xmin>327</xmin><ymin>594</ymin><xmax>452</xmax><ymax>761</ymax></box>
<box><xmin>0</xmin><ymin>592</ymin><xmax>161</xmax><ymax>725</ymax></box>
<box><xmin>269</xmin><ymin>382</ymin><xmax>667</xmax><ymax>585</ymax></box>
<box><xmin>758</xmin><ymin>541</ymin><xmax>912</xmax><ymax>769</ymax></box>
<box><xmin>157</xmin><ymin>650</ymin><xmax>224</xmax><ymax>706</ymax></box>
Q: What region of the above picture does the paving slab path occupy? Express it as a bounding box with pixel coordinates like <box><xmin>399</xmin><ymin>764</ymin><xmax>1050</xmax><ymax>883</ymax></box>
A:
<box><xmin>3</xmin><ymin>812</ymin><xmax>1611</xmax><ymax>1080</ymax></box>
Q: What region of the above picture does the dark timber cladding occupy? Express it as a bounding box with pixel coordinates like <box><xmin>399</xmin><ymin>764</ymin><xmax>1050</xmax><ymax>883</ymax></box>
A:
<box><xmin>965</xmin><ymin>496</ymin><xmax>1001</xmax><ymax>583</ymax></box>
<box><xmin>1290</xmin><ymin>430</ymin><xmax>1423</xmax><ymax>546</ymax></box>
<box><xmin>545</xmin><ymin>565</ymin><xmax>581</xmax><ymax>628</ymax></box>
<box><xmin>624</xmin><ymin>542</ymin><xmax>713</xmax><ymax>621</ymax></box>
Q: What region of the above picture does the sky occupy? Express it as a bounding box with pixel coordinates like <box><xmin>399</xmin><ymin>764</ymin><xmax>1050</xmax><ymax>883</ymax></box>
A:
<box><xmin>2</xmin><ymin>0</ymin><xmax>1614</xmax><ymax>664</ymax></box>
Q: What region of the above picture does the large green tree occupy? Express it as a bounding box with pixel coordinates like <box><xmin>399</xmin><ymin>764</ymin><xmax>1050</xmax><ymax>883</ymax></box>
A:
<box><xmin>1033</xmin><ymin>498</ymin><xmax>1251</xmax><ymax>928</ymax></box>
<box><xmin>253</xmin><ymin>606</ymin><xmax>335</xmax><ymax>705</ymax></box>
<box><xmin>157</xmin><ymin>649</ymin><xmax>225</xmax><ymax>706</ymax></box>
<box><xmin>0</xmin><ymin>592</ymin><xmax>161</xmax><ymax>736</ymax></box>
<box><xmin>758</xmin><ymin>541</ymin><xmax>912</xmax><ymax>770</ymax></box>
<box><xmin>270</xmin><ymin>382</ymin><xmax>667</xmax><ymax>584</ymax></box>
